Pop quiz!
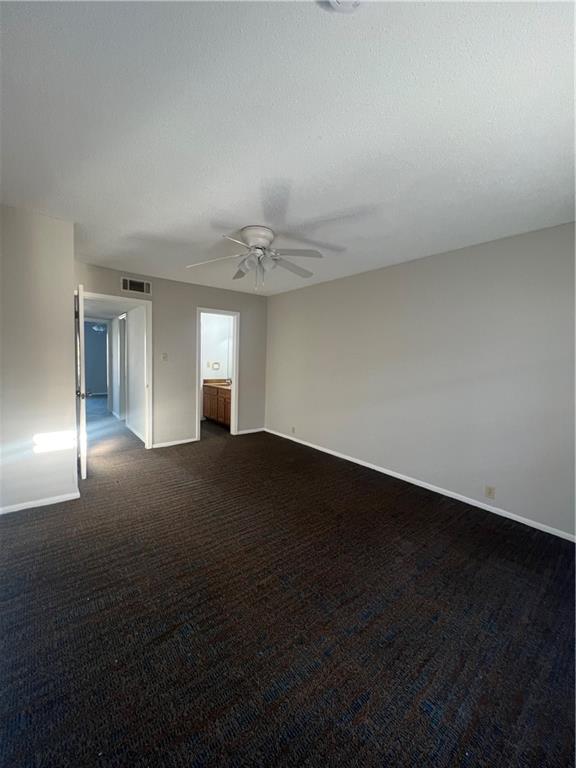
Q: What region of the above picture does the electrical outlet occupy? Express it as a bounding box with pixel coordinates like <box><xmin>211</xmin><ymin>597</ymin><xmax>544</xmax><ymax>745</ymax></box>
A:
<box><xmin>161</xmin><ymin>352</ymin><xmax>168</xmax><ymax>361</ymax></box>
<box><xmin>291</xmin><ymin>426</ymin><xmax>296</xmax><ymax>434</ymax></box>
<box><xmin>484</xmin><ymin>485</ymin><xmax>496</xmax><ymax>500</ymax></box>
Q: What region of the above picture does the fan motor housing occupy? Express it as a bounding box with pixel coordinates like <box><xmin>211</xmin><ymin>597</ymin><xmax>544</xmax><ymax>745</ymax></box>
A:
<box><xmin>241</xmin><ymin>225</ymin><xmax>275</xmax><ymax>249</ymax></box>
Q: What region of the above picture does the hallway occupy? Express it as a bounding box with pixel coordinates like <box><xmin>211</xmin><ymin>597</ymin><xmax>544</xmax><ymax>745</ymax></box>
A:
<box><xmin>86</xmin><ymin>395</ymin><xmax>142</xmax><ymax>464</ymax></box>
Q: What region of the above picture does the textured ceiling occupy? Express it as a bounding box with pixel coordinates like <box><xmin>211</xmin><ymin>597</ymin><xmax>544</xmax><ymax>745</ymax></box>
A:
<box><xmin>84</xmin><ymin>297</ymin><xmax>135</xmax><ymax>320</ymax></box>
<box><xmin>1</xmin><ymin>2</ymin><xmax>573</xmax><ymax>295</ymax></box>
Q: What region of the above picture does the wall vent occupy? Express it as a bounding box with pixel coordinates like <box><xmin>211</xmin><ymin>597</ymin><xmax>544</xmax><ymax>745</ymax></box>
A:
<box><xmin>121</xmin><ymin>277</ymin><xmax>151</xmax><ymax>295</ymax></box>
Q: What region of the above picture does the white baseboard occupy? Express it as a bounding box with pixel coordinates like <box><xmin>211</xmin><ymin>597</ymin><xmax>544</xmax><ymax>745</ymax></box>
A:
<box><xmin>0</xmin><ymin>491</ymin><xmax>80</xmax><ymax>515</ymax></box>
<box><xmin>235</xmin><ymin>428</ymin><xmax>265</xmax><ymax>435</ymax></box>
<box><xmin>264</xmin><ymin>429</ymin><xmax>575</xmax><ymax>543</ymax></box>
<box><xmin>152</xmin><ymin>437</ymin><xmax>199</xmax><ymax>448</ymax></box>
<box><xmin>152</xmin><ymin>429</ymin><xmax>264</xmax><ymax>445</ymax></box>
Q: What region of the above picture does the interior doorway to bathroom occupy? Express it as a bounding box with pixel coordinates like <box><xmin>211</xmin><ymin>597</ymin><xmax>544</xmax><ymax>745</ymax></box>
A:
<box><xmin>196</xmin><ymin>309</ymin><xmax>239</xmax><ymax>439</ymax></box>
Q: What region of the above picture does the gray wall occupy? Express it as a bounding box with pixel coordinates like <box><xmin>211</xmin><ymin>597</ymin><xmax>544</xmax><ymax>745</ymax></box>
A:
<box><xmin>4</xmin><ymin>208</ymin><xmax>570</xmax><ymax>538</ymax></box>
<box><xmin>84</xmin><ymin>321</ymin><xmax>108</xmax><ymax>395</ymax></box>
<box><xmin>265</xmin><ymin>224</ymin><xmax>575</xmax><ymax>537</ymax></box>
<box><xmin>75</xmin><ymin>262</ymin><xmax>267</xmax><ymax>444</ymax></box>
<box><xmin>1</xmin><ymin>206</ymin><xmax>78</xmax><ymax>511</ymax></box>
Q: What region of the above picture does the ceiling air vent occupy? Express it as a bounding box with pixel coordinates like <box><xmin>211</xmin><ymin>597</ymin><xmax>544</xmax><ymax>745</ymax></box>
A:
<box><xmin>121</xmin><ymin>277</ymin><xmax>151</xmax><ymax>295</ymax></box>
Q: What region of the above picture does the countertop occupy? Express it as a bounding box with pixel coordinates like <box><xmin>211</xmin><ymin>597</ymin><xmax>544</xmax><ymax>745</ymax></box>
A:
<box><xmin>203</xmin><ymin>382</ymin><xmax>232</xmax><ymax>391</ymax></box>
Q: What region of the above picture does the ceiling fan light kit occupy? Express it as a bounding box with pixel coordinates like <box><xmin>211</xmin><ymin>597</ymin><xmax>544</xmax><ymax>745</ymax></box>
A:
<box><xmin>186</xmin><ymin>225</ymin><xmax>325</xmax><ymax>290</ymax></box>
<box><xmin>239</xmin><ymin>225</ymin><xmax>275</xmax><ymax>249</ymax></box>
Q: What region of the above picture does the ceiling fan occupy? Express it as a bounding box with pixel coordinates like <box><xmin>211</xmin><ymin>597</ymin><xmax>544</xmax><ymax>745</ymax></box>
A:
<box><xmin>186</xmin><ymin>226</ymin><xmax>323</xmax><ymax>288</ymax></box>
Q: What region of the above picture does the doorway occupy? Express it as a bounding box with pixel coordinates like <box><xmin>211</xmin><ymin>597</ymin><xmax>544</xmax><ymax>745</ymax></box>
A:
<box><xmin>83</xmin><ymin>315</ymin><xmax>118</xmax><ymax>452</ymax></box>
<box><xmin>75</xmin><ymin>288</ymin><xmax>153</xmax><ymax>479</ymax></box>
<box><xmin>196</xmin><ymin>309</ymin><xmax>239</xmax><ymax>440</ymax></box>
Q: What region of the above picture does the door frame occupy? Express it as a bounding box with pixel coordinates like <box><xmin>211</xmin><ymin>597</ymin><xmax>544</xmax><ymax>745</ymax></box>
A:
<box><xmin>83</xmin><ymin>291</ymin><xmax>153</xmax><ymax>449</ymax></box>
<box><xmin>74</xmin><ymin>285</ymin><xmax>87</xmax><ymax>479</ymax></box>
<box><xmin>196</xmin><ymin>307</ymin><xmax>240</xmax><ymax>439</ymax></box>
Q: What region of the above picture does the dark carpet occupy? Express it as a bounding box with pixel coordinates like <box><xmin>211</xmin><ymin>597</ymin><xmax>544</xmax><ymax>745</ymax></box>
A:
<box><xmin>1</xmin><ymin>415</ymin><xmax>574</xmax><ymax>768</ymax></box>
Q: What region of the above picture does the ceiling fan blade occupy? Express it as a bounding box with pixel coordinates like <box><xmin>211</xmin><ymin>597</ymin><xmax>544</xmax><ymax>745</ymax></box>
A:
<box><xmin>295</xmin><ymin>205</ymin><xmax>377</xmax><ymax>232</ymax></box>
<box><xmin>233</xmin><ymin>269</ymin><xmax>247</xmax><ymax>280</ymax></box>
<box><xmin>186</xmin><ymin>253</ymin><xmax>242</xmax><ymax>268</ymax></box>
<box><xmin>261</xmin><ymin>179</ymin><xmax>291</xmax><ymax>225</ymax></box>
<box><xmin>274</xmin><ymin>258</ymin><xmax>313</xmax><ymax>278</ymax></box>
<box><xmin>223</xmin><ymin>234</ymin><xmax>250</xmax><ymax>249</ymax></box>
<box><xmin>275</xmin><ymin>249</ymin><xmax>323</xmax><ymax>259</ymax></box>
<box><xmin>276</xmin><ymin>229</ymin><xmax>345</xmax><ymax>253</ymax></box>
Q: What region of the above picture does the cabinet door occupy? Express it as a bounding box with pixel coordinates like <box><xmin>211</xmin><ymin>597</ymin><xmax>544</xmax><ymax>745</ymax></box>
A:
<box><xmin>204</xmin><ymin>387</ymin><xmax>217</xmax><ymax>420</ymax></box>
<box><xmin>217</xmin><ymin>395</ymin><xmax>226</xmax><ymax>423</ymax></box>
<box><xmin>224</xmin><ymin>398</ymin><xmax>231</xmax><ymax>426</ymax></box>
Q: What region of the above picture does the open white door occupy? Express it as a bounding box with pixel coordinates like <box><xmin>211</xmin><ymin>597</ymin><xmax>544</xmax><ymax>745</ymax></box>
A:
<box><xmin>74</xmin><ymin>284</ymin><xmax>87</xmax><ymax>479</ymax></box>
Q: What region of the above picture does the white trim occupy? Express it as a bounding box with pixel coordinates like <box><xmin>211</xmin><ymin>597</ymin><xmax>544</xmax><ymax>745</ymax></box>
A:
<box><xmin>0</xmin><ymin>491</ymin><xmax>80</xmax><ymax>515</ymax></box>
<box><xmin>106</xmin><ymin>319</ymin><xmax>112</xmax><ymax>414</ymax></box>
<box><xmin>152</xmin><ymin>437</ymin><xmax>199</xmax><ymax>448</ymax></box>
<box><xmin>196</xmin><ymin>308</ymin><xmax>240</xmax><ymax>439</ymax></box>
<box><xmin>264</xmin><ymin>429</ymin><xmax>575</xmax><ymax>543</ymax></box>
<box><xmin>235</xmin><ymin>428</ymin><xmax>265</xmax><ymax>435</ymax></box>
<box><xmin>75</xmin><ymin>285</ymin><xmax>87</xmax><ymax>480</ymax></box>
<box><xmin>153</xmin><ymin>430</ymin><xmax>262</xmax><ymax>446</ymax></box>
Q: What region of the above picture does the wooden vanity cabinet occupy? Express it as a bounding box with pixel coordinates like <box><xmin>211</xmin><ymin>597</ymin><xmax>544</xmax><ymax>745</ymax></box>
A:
<box><xmin>203</xmin><ymin>380</ymin><xmax>231</xmax><ymax>427</ymax></box>
<box><xmin>203</xmin><ymin>386</ymin><xmax>217</xmax><ymax>422</ymax></box>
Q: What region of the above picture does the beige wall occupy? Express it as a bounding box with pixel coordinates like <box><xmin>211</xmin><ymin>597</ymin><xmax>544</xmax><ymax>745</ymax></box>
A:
<box><xmin>75</xmin><ymin>262</ymin><xmax>267</xmax><ymax>444</ymax></box>
<box><xmin>1</xmin><ymin>206</ymin><xmax>78</xmax><ymax>511</ymax></box>
<box><xmin>265</xmin><ymin>224</ymin><xmax>575</xmax><ymax>537</ymax></box>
